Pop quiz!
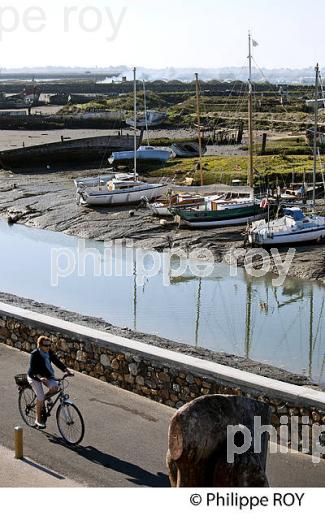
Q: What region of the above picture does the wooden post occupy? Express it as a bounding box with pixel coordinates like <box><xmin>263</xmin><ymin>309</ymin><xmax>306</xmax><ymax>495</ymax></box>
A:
<box><xmin>15</xmin><ymin>427</ymin><xmax>23</xmax><ymax>459</ymax></box>
<box><xmin>261</xmin><ymin>133</ymin><xmax>267</xmax><ymax>155</ymax></box>
<box><xmin>237</xmin><ymin>122</ymin><xmax>244</xmax><ymax>144</ymax></box>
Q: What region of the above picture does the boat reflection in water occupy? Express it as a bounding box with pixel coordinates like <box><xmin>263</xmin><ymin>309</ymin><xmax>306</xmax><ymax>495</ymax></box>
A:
<box><xmin>167</xmin><ymin>260</ymin><xmax>325</xmax><ymax>385</ymax></box>
<box><xmin>0</xmin><ymin>219</ymin><xmax>324</xmax><ymax>385</ymax></box>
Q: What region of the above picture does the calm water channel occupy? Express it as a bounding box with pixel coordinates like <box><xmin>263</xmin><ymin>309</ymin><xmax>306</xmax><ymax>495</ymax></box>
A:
<box><xmin>0</xmin><ymin>219</ymin><xmax>325</xmax><ymax>385</ymax></box>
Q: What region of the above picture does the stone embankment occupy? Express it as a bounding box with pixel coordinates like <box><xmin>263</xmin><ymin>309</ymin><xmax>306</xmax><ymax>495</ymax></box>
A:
<box><xmin>1</xmin><ymin>300</ymin><xmax>325</xmax><ymax>454</ymax></box>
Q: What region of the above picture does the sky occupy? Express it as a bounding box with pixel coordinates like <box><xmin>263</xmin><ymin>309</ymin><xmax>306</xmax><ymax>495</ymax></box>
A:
<box><xmin>0</xmin><ymin>0</ymin><xmax>323</xmax><ymax>70</ymax></box>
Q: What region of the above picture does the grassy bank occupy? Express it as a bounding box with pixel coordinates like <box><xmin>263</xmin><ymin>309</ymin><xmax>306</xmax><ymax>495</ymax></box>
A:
<box><xmin>150</xmin><ymin>154</ymin><xmax>320</xmax><ymax>185</ymax></box>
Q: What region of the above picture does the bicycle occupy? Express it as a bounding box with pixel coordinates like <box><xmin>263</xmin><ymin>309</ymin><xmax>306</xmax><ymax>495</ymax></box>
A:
<box><xmin>15</xmin><ymin>373</ymin><xmax>85</xmax><ymax>445</ymax></box>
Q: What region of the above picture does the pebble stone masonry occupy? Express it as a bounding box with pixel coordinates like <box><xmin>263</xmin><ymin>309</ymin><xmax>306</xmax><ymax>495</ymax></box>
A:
<box><xmin>1</xmin><ymin>301</ymin><xmax>325</xmax><ymax>455</ymax></box>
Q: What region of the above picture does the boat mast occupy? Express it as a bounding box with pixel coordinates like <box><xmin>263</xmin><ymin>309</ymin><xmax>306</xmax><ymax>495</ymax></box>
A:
<box><xmin>244</xmin><ymin>279</ymin><xmax>252</xmax><ymax>358</ymax></box>
<box><xmin>195</xmin><ymin>73</ymin><xmax>204</xmax><ymax>186</ymax></box>
<box><xmin>308</xmin><ymin>286</ymin><xmax>314</xmax><ymax>378</ymax></box>
<box><xmin>133</xmin><ymin>259</ymin><xmax>137</xmax><ymax>331</ymax></box>
<box><xmin>133</xmin><ymin>67</ymin><xmax>137</xmax><ymax>178</ymax></box>
<box><xmin>248</xmin><ymin>32</ymin><xmax>254</xmax><ymax>189</ymax></box>
<box><xmin>195</xmin><ymin>277</ymin><xmax>202</xmax><ymax>347</ymax></box>
<box><xmin>313</xmin><ymin>63</ymin><xmax>319</xmax><ymax>208</ymax></box>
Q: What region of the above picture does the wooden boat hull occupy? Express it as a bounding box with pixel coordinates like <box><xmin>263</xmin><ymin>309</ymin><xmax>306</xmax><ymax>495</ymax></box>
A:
<box><xmin>148</xmin><ymin>202</ymin><xmax>203</xmax><ymax>217</ymax></box>
<box><xmin>126</xmin><ymin>111</ymin><xmax>167</xmax><ymax>128</ymax></box>
<box><xmin>171</xmin><ymin>142</ymin><xmax>207</xmax><ymax>158</ymax></box>
<box><xmin>172</xmin><ymin>203</ymin><xmax>266</xmax><ymax>228</ymax></box>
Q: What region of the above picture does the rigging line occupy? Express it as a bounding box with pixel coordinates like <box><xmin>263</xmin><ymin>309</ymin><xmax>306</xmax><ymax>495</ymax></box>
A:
<box><xmin>232</xmin><ymin>80</ymin><xmax>249</xmax><ymax>129</ymax></box>
<box><xmin>251</xmin><ymin>90</ymin><xmax>260</xmax><ymax>157</ymax></box>
<box><xmin>205</xmin><ymin>282</ymin><xmax>241</xmax><ymax>351</ymax></box>
<box><xmin>204</xmin><ymin>288</ymin><xmax>239</xmax><ymax>347</ymax></box>
<box><xmin>251</xmin><ymin>56</ymin><xmax>289</xmax><ymax>115</ymax></box>
<box><xmin>222</xmin><ymin>75</ymin><xmax>247</xmax><ymax>120</ymax></box>
<box><xmin>219</xmin><ymin>81</ymin><xmax>247</xmax><ymax>128</ymax></box>
<box><xmin>318</xmin><ymin>71</ymin><xmax>325</xmax><ymax>109</ymax></box>
<box><xmin>317</xmin><ymin>353</ymin><xmax>325</xmax><ymax>385</ymax></box>
<box><xmin>143</xmin><ymin>80</ymin><xmax>150</xmax><ymax>146</ymax></box>
<box><xmin>205</xmin><ymin>280</ymin><xmax>239</xmax><ymax>350</ymax></box>
<box><xmin>271</xmin><ymin>287</ymin><xmax>294</xmax><ymax>349</ymax></box>
<box><xmin>252</xmin><ymin>57</ymin><xmax>323</xmax><ymax>167</ymax></box>
<box><xmin>205</xmin><ymin>64</ymin><xmax>248</xmax><ymax>130</ymax></box>
<box><xmin>317</xmin><ymin>149</ymin><xmax>325</xmax><ymax>196</ymax></box>
<box><xmin>276</xmin><ymin>311</ymin><xmax>302</xmax><ymax>348</ymax></box>
<box><xmin>254</xmin><ymin>293</ymin><xmax>303</xmax><ymax>348</ymax></box>
<box><xmin>250</xmin><ymin>302</ymin><xmax>272</xmax><ymax>347</ymax></box>
<box><xmin>206</xmin><ymin>82</ymin><xmax>247</xmax><ymax>147</ymax></box>
<box><xmin>252</xmin><ymin>58</ymin><xmax>317</xmax><ymax>158</ymax></box>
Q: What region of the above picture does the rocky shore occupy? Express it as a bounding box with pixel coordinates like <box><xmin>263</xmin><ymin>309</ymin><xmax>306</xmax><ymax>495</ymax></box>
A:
<box><xmin>0</xmin><ymin>168</ymin><xmax>325</xmax><ymax>283</ymax></box>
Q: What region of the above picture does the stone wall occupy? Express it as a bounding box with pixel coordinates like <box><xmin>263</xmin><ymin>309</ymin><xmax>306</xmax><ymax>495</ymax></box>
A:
<box><xmin>1</xmin><ymin>304</ymin><xmax>325</xmax><ymax>455</ymax></box>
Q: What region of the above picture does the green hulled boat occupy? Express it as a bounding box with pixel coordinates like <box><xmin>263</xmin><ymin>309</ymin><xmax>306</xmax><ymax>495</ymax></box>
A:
<box><xmin>171</xmin><ymin>200</ymin><xmax>267</xmax><ymax>228</ymax></box>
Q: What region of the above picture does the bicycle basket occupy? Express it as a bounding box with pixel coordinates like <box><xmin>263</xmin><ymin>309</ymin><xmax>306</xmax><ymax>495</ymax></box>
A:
<box><xmin>14</xmin><ymin>374</ymin><xmax>30</xmax><ymax>388</ymax></box>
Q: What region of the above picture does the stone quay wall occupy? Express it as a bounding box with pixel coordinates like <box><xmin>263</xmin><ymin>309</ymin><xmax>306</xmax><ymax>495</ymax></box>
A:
<box><xmin>1</xmin><ymin>302</ymin><xmax>325</xmax><ymax>454</ymax></box>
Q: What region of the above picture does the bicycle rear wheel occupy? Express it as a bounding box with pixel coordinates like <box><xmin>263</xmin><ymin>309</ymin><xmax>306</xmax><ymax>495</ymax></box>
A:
<box><xmin>18</xmin><ymin>387</ymin><xmax>37</xmax><ymax>427</ymax></box>
<box><xmin>56</xmin><ymin>403</ymin><xmax>85</xmax><ymax>445</ymax></box>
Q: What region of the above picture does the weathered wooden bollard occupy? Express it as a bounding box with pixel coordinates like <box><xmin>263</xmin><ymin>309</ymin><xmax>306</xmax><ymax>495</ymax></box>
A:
<box><xmin>15</xmin><ymin>427</ymin><xmax>24</xmax><ymax>459</ymax></box>
<box><xmin>166</xmin><ymin>395</ymin><xmax>271</xmax><ymax>487</ymax></box>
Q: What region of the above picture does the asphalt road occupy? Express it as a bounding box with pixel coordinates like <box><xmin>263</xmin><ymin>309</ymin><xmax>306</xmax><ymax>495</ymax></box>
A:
<box><xmin>1</xmin><ymin>343</ymin><xmax>325</xmax><ymax>487</ymax></box>
<box><xmin>0</xmin><ymin>344</ymin><xmax>172</xmax><ymax>487</ymax></box>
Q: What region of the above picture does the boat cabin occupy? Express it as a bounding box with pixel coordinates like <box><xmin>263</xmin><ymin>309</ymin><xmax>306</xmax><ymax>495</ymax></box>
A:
<box><xmin>283</xmin><ymin>207</ymin><xmax>305</xmax><ymax>221</ymax></box>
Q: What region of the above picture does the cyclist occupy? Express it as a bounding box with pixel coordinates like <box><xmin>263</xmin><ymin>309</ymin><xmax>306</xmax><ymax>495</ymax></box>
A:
<box><xmin>27</xmin><ymin>336</ymin><xmax>73</xmax><ymax>429</ymax></box>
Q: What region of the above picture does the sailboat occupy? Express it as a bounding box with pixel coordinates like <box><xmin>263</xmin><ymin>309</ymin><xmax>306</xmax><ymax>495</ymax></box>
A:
<box><xmin>108</xmin><ymin>145</ymin><xmax>171</xmax><ymax>168</ymax></box>
<box><xmin>109</xmin><ymin>80</ymin><xmax>171</xmax><ymax>169</ymax></box>
<box><xmin>171</xmin><ymin>36</ymin><xmax>267</xmax><ymax>228</ymax></box>
<box><xmin>76</xmin><ymin>68</ymin><xmax>167</xmax><ymax>207</ymax></box>
<box><xmin>248</xmin><ymin>64</ymin><xmax>325</xmax><ymax>245</ymax></box>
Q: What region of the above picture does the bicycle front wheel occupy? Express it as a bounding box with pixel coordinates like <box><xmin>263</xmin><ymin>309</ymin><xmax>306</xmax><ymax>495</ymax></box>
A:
<box><xmin>18</xmin><ymin>387</ymin><xmax>37</xmax><ymax>427</ymax></box>
<box><xmin>56</xmin><ymin>403</ymin><xmax>85</xmax><ymax>445</ymax></box>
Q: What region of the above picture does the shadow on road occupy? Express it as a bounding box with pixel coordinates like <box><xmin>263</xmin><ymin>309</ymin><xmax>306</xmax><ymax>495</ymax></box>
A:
<box><xmin>45</xmin><ymin>433</ymin><xmax>170</xmax><ymax>487</ymax></box>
